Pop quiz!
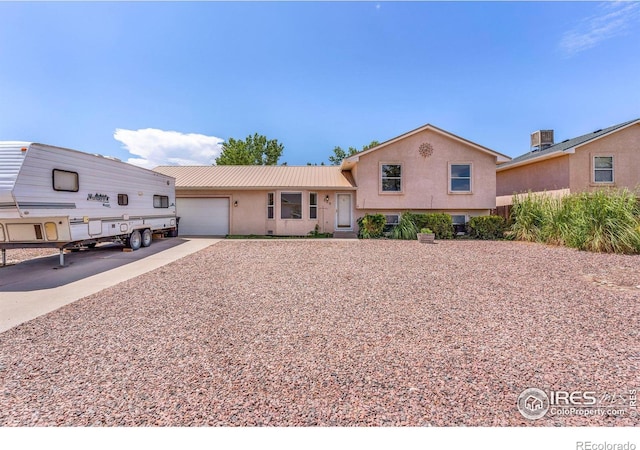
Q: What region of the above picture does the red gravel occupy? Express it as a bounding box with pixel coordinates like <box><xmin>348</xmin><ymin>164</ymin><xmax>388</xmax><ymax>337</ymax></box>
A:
<box><xmin>0</xmin><ymin>240</ymin><xmax>638</xmax><ymax>426</ymax></box>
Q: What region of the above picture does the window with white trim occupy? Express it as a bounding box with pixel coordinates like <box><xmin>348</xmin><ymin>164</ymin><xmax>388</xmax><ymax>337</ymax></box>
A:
<box><xmin>281</xmin><ymin>192</ymin><xmax>302</xmax><ymax>219</ymax></box>
<box><xmin>450</xmin><ymin>164</ymin><xmax>471</xmax><ymax>192</ymax></box>
<box><xmin>309</xmin><ymin>193</ymin><xmax>318</xmax><ymax>219</ymax></box>
<box><xmin>267</xmin><ymin>192</ymin><xmax>275</xmax><ymax>219</ymax></box>
<box><xmin>381</xmin><ymin>164</ymin><xmax>402</xmax><ymax>192</ymax></box>
<box><xmin>594</xmin><ymin>156</ymin><xmax>614</xmax><ymax>183</ymax></box>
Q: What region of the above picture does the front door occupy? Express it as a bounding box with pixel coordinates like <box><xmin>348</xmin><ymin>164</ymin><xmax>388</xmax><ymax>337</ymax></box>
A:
<box><xmin>336</xmin><ymin>193</ymin><xmax>352</xmax><ymax>229</ymax></box>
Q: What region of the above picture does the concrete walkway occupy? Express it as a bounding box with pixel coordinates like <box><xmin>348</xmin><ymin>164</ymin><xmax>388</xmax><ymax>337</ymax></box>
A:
<box><xmin>0</xmin><ymin>238</ymin><xmax>220</xmax><ymax>333</ymax></box>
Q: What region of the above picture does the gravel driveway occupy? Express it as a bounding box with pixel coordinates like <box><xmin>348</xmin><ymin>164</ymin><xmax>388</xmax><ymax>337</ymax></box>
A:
<box><xmin>1</xmin><ymin>240</ymin><xmax>638</xmax><ymax>426</ymax></box>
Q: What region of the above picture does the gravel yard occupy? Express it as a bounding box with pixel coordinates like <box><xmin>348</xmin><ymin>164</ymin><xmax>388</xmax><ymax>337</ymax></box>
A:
<box><xmin>0</xmin><ymin>240</ymin><xmax>638</xmax><ymax>426</ymax></box>
<box><xmin>1</xmin><ymin>248</ymin><xmax>59</xmax><ymax>265</ymax></box>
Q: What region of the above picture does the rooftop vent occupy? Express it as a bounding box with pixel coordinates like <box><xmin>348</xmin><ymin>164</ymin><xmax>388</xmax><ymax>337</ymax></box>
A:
<box><xmin>530</xmin><ymin>130</ymin><xmax>554</xmax><ymax>152</ymax></box>
<box><xmin>593</xmin><ymin>129</ymin><xmax>602</xmax><ymax>133</ymax></box>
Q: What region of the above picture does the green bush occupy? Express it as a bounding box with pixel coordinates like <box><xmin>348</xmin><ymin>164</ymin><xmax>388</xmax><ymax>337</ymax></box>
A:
<box><xmin>357</xmin><ymin>213</ymin><xmax>386</xmax><ymax>239</ymax></box>
<box><xmin>411</xmin><ymin>213</ymin><xmax>454</xmax><ymax>239</ymax></box>
<box><xmin>468</xmin><ymin>215</ymin><xmax>506</xmax><ymax>240</ymax></box>
<box><xmin>391</xmin><ymin>212</ymin><xmax>418</xmax><ymax>240</ymax></box>
<box><xmin>510</xmin><ymin>192</ymin><xmax>547</xmax><ymax>242</ymax></box>
<box><xmin>510</xmin><ymin>189</ymin><xmax>640</xmax><ymax>254</ymax></box>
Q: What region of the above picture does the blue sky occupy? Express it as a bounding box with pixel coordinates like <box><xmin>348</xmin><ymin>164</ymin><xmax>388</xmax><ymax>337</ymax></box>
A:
<box><xmin>1</xmin><ymin>1</ymin><xmax>639</xmax><ymax>168</ymax></box>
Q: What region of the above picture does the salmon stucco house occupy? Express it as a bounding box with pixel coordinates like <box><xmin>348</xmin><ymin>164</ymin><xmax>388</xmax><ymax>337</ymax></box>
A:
<box><xmin>154</xmin><ymin>123</ymin><xmax>510</xmax><ymax>236</ymax></box>
<box><xmin>496</xmin><ymin>118</ymin><xmax>640</xmax><ymax>207</ymax></box>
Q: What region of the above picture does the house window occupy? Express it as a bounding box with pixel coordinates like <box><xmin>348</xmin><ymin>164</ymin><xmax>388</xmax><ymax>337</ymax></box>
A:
<box><xmin>451</xmin><ymin>215</ymin><xmax>466</xmax><ymax>234</ymax></box>
<box><xmin>281</xmin><ymin>192</ymin><xmax>302</xmax><ymax>219</ymax></box>
<box><xmin>52</xmin><ymin>169</ymin><xmax>79</xmax><ymax>192</ymax></box>
<box><xmin>309</xmin><ymin>193</ymin><xmax>318</xmax><ymax>219</ymax></box>
<box><xmin>450</xmin><ymin>164</ymin><xmax>471</xmax><ymax>192</ymax></box>
<box><xmin>383</xmin><ymin>214</ymin><xmax>399</xmax><ymax>233</ymax></box>
<box><xmin>381</xmin><ymin>164</ymin><xmax>402</xmax><ymax>192</ymax></box>
<box><xmin>118</xmin><ymin>194</ymin><xmax>129</xmax><ymax>206</ymax></box>
<box><xmin>153</xmin><ymin>195</ymin><xmax>169</xmax><ymax>208</ymax></box>
<box><xmin>267</xmin><ymin>192</ymin><xmax>275</xmax><ymax>219</ymax></box>
<box><xmin>594</xmin><ymin>156</ymin><xmax>614</xmax><ymax>183</ymax></box>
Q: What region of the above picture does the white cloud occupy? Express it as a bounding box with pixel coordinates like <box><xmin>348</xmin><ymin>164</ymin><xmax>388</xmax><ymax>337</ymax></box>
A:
<box><xmin>113</xmin><ymin>128</ymin><xmax>224</xmax><ymax>168</ymax></box>
<box><xmin>559</xmin><ymin>2</ymin><xmax>640</xmax><ymax>56</ymax></box>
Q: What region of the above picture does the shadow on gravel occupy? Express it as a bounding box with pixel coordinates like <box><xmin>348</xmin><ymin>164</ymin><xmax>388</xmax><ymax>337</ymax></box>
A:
<box><xmin>0</xmin><ymin>238</ymin><xmax>187</xmax><ymax>292</ymax></box>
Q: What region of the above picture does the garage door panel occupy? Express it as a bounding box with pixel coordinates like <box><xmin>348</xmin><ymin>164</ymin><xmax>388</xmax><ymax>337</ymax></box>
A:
<box><xmin>177</xmin><ymin>198</ymin><xmax>229</xmax><ymax>236</ymax></box>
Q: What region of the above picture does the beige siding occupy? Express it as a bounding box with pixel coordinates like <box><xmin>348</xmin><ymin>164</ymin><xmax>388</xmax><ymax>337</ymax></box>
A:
<box><xmin>353</xmin><ymin>129</ymin><xmax>498</xmax><ymax>211</ymax></box>
<box><xmin>496</xmin><ymin>155</ymin><xmax>570</xmax><ymax>196</ymax></box>
<box><xmin>177</xmin><ymin>189</ymin><xmax>342</xmax><ymax>236</ymax></box>
<box><xmin>569</xmin><ymin>123</ymin><xmax>640</xmax><ymax>192</ymax></box>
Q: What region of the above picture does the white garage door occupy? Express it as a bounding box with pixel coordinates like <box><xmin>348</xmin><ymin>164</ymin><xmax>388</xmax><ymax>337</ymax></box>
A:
<box><xmin>177</xmin><ymin>198</ymin><xmax>230</xmax><ymax>236</ymax></box>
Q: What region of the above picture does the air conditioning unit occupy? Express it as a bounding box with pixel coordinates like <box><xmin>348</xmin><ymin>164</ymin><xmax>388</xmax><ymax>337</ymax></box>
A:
<box><xmin>531</xmin><ymin>130</ymin><xmax>554</xmax><ymax>151</ymax></box>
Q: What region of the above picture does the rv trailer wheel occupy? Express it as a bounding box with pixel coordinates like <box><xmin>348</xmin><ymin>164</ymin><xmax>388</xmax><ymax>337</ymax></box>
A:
<box><xmin>141</xmin><ymin>229</ymin><xmax>152</xmax><ymax>247</ymax></box>
<box><xmin>128</xmin><ymin>230</ymin><xmax>142</xmax><ymax>250</ymax></box>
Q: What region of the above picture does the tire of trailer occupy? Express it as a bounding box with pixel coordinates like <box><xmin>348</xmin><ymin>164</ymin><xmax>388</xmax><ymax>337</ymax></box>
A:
<box><xmin>141</xmin><ymin>229</ymin><xmax>152</xmax><ymax>247</ymax></box>
<box><xmin>128</xmin><ymin>230</ymin><xmax>142</xmax><ymax>250</ymax></box>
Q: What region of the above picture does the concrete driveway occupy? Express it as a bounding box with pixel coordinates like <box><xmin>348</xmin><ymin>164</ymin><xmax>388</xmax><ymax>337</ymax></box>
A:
<box><xmin>0</xmin><ymin>237</ymin><xmax>220</xmax><ymax>333</ymax></box>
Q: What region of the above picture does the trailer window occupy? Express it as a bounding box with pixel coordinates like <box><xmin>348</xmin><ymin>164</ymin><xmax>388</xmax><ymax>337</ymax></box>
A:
<box><xmin>118</xmin><ymin>194</ymin><xmax>129</xmax><ymax>206</ymax></box>
<box><xmin>153</xmin><ymin>195</ymin><xmax>169</xmax><ymax>208</ymax></box>
<box><xmin>52</xmin><ymin>169</ymin><xmax>79</xmax><ymax>192</ymax></box>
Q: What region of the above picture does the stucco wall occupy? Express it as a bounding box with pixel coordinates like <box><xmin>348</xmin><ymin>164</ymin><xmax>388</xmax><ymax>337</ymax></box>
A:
<box><xmin>569</xmin><ymin>123</ymin><xmax>640</xmax><ymax>192</ymax></box>
<box><xmin>177</xmin><ymin>189</ymin><xmax>350</xmax><ymax>236</ymax></box>
<box><xmin>496</xmin><ymin>155</ymin><xmax>570</xmax><ymax>196</ymax></box>
<box><xmin>352</xmin><ymin>129</ymin><xmax>498</xmax><ymax>211</ymax></box>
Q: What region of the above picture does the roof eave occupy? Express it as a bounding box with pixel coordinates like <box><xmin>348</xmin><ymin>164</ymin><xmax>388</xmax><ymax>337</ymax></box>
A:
<box><xmin>497</xmin><ymin>148</ymin><xmax>574</xmax><ymax>172</ymax></box>
<box><xmin>175</xmin><ymin>185</ymin><xmax>357</xmax><ymax>191</ymax></box>
<box><xmin>342</xmin><ymin>123</ymin><xmax>510</xmax><ymax>164</ymax></box>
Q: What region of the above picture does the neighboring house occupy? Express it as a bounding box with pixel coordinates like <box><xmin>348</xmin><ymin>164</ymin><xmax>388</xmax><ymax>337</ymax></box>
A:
<box><xmin>154</xmin><ymin>123</ymin><xmax>510</xmax><ymax>236</ymax></box>
<box><xmin>496</xmin><ymin>118</ymin><xmax>640</xmax><ymax>207</ymax></box>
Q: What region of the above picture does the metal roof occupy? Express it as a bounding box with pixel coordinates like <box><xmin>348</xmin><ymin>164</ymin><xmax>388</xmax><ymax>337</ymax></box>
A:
<box><xmin>153</xmin><ymin>165</ymin><xmax>357</xmax><ymax>190</ymax></box>
<box><xmin>497</xmin><ymin>118</ymin><xmax>640</xmax><ymax>171</ymax></box>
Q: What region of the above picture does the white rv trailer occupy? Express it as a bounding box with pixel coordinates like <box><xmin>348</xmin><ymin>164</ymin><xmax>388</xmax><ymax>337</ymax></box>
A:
<box><xmin>0</xmin><ymin>142</ymin><xmax>177</xmax><ymax>265</ymax></box>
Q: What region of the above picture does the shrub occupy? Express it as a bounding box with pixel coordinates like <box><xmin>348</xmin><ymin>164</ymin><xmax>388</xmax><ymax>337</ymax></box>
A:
<box><xmin>509</xmin><ymin>189</ymin><xmax>640</xmax><ymax>254</ymax></box>
<box><xmin>510</xmin><ymin>192</ymin><xmax>547</xmax><ymax>242</ymax></box>
<box><xmin>391</xmin><ymin>212</ymin><xmax>418</xmax><ymax>240</ymax></box>
<box><xmin>563</xmin><ymin>189</ymin><xmax>640</xmax><ymax>254</ymax></box>
<box><xmin>468</xmin><ymin>215</ymin><xmax>506</xmax><ymax>240</ymax></box>
<box><xmin>411</xmin><ymin>213</ymin><xmax>454</xmax><ymax>239</ymax></box>
<box><xmin>357</xmin><ymin>213</ymin><xmax>386</xmax><ymax>239</ymax></box>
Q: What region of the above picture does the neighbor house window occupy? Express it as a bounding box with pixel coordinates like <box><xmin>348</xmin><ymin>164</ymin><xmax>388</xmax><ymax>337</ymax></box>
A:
<box><xmin>281</xmin><ymin>192</ymin><xmax>302</xmax><ymax>219</ymax></box>
<box><xmin>381</xmin><ymin>164</ymin><xmax>402</xmax><ymax>192</ymax></box>
<box><xmin>267</xmin><ymin>192</ymin><xmax>275</xmax><ymax>219</ymax></box>
<box><xmin>52</xmin><ymin>169</ymin><xmax>79</xmax><ymax>192</ymax></box>
<box><xmin>450</xmin><ymin>164</ymin><xmax>471</xmax><ymax>192</ymax></box>
<box><xmin>153</xmin><ymin>195</ymin><xmax>169</xmax><ymax>208</ymax></box>
<box><xmin>594</xmin><ymin>156</ymin><xmax>614</xmax><ymax>183</ymax></box>
<box><xmin>118</xmin><ymin>194</ymin><xmax>129</xmax><ymax>206</ymax></box>
<box><xmin>309</xmin><ymin>193</ymin><xmax>318</xmax><ymax>219</ymax></box>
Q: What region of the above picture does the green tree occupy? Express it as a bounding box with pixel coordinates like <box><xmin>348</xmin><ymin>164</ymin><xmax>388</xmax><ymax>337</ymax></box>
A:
<box><xmin>215</xmin><ymin>133</ymin><xmax>284</xmax><ymax>165</ymax></box>
<box><xmin>328</xmin><ymin>140</ymin><xmax>380</xmax><ymax>165</ymax></box>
